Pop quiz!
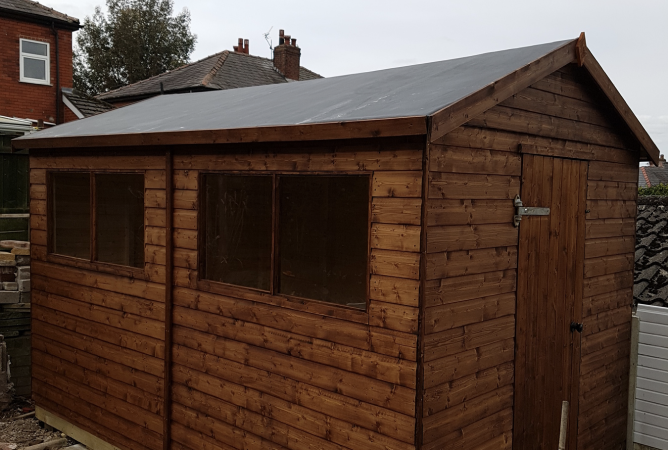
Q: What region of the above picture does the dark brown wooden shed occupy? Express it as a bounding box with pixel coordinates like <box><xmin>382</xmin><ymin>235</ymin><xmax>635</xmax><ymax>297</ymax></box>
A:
<box><xmin>14</xmin><ymin>33</ymin><xmax>657</xmax><ymax>450</ymax></box>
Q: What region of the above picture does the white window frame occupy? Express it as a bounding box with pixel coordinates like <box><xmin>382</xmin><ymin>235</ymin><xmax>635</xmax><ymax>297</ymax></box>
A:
<box><xmin>19</xmin><ymin>38</ymin><xmax>50</xmax><ymax>85</ymax></box>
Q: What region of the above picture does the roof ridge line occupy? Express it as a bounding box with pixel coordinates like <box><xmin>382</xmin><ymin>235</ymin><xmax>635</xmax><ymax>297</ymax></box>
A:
<box><xmin>202</xmin><ymin>51</ymin><xmax>230</xmax><ymax>87</ymax></box>
<box><xmin>97</xmin><ymin>51</ymin><xmax>228</xmax><ymax>98</ymax></box>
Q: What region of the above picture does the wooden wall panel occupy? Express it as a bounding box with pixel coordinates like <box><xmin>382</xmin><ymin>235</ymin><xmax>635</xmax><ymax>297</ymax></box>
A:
<box><xmin>169</xmin><ymin>140</ymin><xmax>423</xmax><ymax>450</ymax></box>
<box><xmin>29</xmin><ymin>155</ymin><xmax>166</xmax><ymax>450</ymax></box>
<box><xmin>422</xmin><ymin>135</ymin><xmax>519</xmax><ymax>449</ymax></box>
<box><xmin>578</xmin><ymin>155</ymin><xmax>637</xmax><ymax>450</ymax></box>
<box><xmin>423</xmin><ymin>64</ymin><xmax>638</xmax><ymax>449</ymax></box>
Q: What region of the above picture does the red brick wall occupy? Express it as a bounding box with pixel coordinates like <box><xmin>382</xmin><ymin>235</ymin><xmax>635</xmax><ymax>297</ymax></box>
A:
<box><xmin>0</xmin><ymin>16</ymin><xmax>74</xmax><ymax>123</ymax></box>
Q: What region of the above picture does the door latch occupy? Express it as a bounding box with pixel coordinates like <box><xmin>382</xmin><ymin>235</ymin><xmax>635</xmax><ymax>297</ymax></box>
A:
<box><xmin>570</xmin><ymin>322</ymin><xmax>584</xmax><ymax>333</ymax></box>
<box><xmin>514</xmin><ymin>195</ymin><xmax>551</xmax><ymax>227</ymax></box>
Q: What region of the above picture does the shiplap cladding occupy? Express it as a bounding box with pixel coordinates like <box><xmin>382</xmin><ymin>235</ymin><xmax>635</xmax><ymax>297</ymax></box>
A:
<box><xmin>422</xmin><ymin>63</ymin><xmax>638</xmax><ymax>449</ymax></box>
<box><xmin>30</xmin><ymin>154</ymin><xmax>166</xmax><ymax>450</ymax></box>
<box><xmin>635</xmin><ymin>305</ymin><xmax>668</xmax><ymax>450</ymax></box>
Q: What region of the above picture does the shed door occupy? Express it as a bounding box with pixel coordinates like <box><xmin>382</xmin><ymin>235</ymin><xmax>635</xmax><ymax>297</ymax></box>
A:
<box><xmin>513</xmin><ymin>154</ymin><xmax>587</xmax><ymax>450</ymax></box>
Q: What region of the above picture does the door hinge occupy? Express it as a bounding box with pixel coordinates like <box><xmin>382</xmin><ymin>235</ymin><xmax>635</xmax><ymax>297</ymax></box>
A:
<box><xmin>514</xmin><ymin>195</ymin><xmax>551</xmax><ymax>227</ymax></box>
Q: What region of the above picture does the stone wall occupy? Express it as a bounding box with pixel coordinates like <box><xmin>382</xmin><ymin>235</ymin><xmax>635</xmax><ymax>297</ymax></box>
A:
<box><xmin>0</xmin><ymin>240</ymin><xmax>31</xmax><ymax>397</ymax></box>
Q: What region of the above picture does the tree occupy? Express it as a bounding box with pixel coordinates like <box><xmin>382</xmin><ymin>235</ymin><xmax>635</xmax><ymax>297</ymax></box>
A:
<box><xmin>74</xmin><ymin>0</ymin><xmax>196</xmax><ymax>96</ymax></box>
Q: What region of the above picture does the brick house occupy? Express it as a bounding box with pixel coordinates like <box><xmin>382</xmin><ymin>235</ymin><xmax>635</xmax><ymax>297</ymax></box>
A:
<box><xmin>97</xmin><ymin>30</ymin><xmax>322</xmax><ymax>107</ymax></box>
<box><xmin>0</xmin><ymin>0</ymin><xmax>80</xmax><ymax>125</ymax></box>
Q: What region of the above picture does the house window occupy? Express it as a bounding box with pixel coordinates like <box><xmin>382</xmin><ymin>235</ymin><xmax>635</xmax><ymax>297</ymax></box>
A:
<box><xmin>20</xmin><ymin>39</ymin><xmax>50</xmax><ymax>85</ymax></box>
<box><xmin>201</xmin><ymin>174</ymin><xmax>370</xmax><ymax>309</ymax></box>
<box><xmin>50</xmin><ymin>172</ymin><xmax>145</xmax><ymax>268</ymax></box>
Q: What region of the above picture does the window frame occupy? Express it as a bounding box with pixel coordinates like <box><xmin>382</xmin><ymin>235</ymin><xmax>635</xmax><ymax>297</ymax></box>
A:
<box><xmin>197</xmin><ymin>171</ymin><xmax>373</xmax><ymax>315</ymax></box>
<box><xmin>46</xmin><ymin>170</ymin><xmax>147</xmax><ymax>279</ymax></box>
<box><xmin>19</xmin><ymin>38</ymin><xmax>50</xmax><ymax>85</ymax></box>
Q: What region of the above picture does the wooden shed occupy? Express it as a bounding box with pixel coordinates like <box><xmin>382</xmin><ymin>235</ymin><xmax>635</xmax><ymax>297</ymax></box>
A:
<box><xmin>14</xmin><ymin>34</ymin><xmax>658</xmax><ymax>450</ymax></box>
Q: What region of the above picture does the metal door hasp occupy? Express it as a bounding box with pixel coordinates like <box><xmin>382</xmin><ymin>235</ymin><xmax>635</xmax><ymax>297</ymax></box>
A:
<box><xmin>514</xmin><ymin>195</ymin><xmax>550</xmax><ymax>227</ymax></box>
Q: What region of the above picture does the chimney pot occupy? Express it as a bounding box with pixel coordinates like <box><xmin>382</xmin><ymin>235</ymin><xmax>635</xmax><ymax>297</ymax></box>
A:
<box><xmin>244</xmin><ymin>39</ymin><xmax>249</xmax><ymax>54</ymax></box>
<box><xmin>273</xmin><ymin>29</ymin><xmax>301</xmax><ymax>81</ymax></box>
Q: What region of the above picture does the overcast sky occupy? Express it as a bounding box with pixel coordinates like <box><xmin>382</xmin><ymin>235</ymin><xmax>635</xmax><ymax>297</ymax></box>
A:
<box><xmin>48</xmin><ymin>0</ymin><xmax>668</xmax><ymax>154</ymax></box>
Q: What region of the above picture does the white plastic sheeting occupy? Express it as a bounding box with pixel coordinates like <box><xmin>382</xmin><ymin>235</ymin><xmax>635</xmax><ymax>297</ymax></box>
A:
<box><xmin>635</xmin><ymin>304</ymin><xmax>668</xmax><ymax>449</ymax></box>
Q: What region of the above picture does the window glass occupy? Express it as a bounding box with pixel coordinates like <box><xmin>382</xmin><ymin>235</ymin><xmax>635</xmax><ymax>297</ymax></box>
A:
<box><xmin>23</xmin><ymin>58</ymin><xmax>46</xmax><ymax>80</ymax></box>
<box><xmin>95</xmin><ymin>174</ymin><xmax>145</xmax><ymax>268</ymax></box>
<box><xmin>278</xmin><ymin>176</ymin><xmax>369</xmax><ymax>308</ymax></box>
<box><xmin>203</xmin><ymin>174</ymin><xmax>272</xmax><ymax>290</ymax></box>
<box><xmin>21</xmin><ymin>41</ymin><xmax>47</xmax><ymax>56</ymax></box>
<box><xmin>52</xmin><ymin>173</ymin><xmax>90</xmax><ymax>259</ymax></box>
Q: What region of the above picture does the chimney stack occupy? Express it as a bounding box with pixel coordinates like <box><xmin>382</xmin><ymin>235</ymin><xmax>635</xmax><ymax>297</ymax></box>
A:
<box><xmin>660</xmin><ymin>154</ymin><xmax>666</xmax><ymax>168</ymax></box>
<box><xmin>273</xmin><ymin>29</ymin><xmax>301</xmax><ymax>81</ymax></box>
<box><xmin>233</xmin><ymin>38</ymin><xmax>249</xmax><ymax>54</ymax></box>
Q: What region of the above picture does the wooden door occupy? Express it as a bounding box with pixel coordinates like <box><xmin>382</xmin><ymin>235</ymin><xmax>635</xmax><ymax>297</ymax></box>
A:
<box><xmin>514</xmin><ymin>154</ymin><xmax>587</xmax><ymax>450</ymax></box>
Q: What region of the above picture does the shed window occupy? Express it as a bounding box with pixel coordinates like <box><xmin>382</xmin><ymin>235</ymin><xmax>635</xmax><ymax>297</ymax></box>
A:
<box><xmin>96</xmin><ymin>174</ymin><xmax>145</xmax><ymax>268</ymax></box>
<box><xmin>50</xmin><ymin>173</ymin><xmax>145</xmax><ymax>268</ymax></box>
<box><xmin>52</xmin><ymin>173</ymin><xmax>90</xmax><ymax>259</ymax></box>
<box><xmin>278</xmin><ymin>176</ymin><xmax>369</xmax><ymax>306</ymax></box>
<box><xmin>201</xmin><ymin>174</ymin><xmax>370</xmax><ymax>309</ymax></box>
<box><xmin>20</xmin><ymin>39</ymin><xmax>50</xmax><ymax>85</ymax></box>
<box><xmin>203</xmin><ymin>174</ymin><xmax>272</xmax><ymax>290</ymax></box>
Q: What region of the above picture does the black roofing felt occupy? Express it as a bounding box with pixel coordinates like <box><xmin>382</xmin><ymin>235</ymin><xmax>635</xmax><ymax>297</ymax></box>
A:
<box><xmin>635</xmin><ymin>196</ymin><xmax>668</xmax><ymax>307</ymax></box>
<box><xmin>18</xmin><ymin>39</ymin><xmax>572</xmax><ymax>141</ymax></box>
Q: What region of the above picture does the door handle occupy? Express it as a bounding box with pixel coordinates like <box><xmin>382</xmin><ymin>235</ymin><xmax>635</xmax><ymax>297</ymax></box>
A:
<box><xmin>570</xmin><ymin>322</ymin><xmax>584</xmax><ymax>333</ymax></box>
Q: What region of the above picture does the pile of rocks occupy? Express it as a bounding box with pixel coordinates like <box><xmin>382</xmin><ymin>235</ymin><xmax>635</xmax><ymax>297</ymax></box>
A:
<box><xmin>0</xmin><ymin>241</ymin><xmax>30</xmax><ymax>305</ymax></box>
<box><xmin>0</xmin><ymin>241</ymin><xmax>31</xmax><ymax>397</ymax></box>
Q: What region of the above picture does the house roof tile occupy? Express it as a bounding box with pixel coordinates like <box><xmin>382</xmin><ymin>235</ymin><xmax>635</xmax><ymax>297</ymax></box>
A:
<box><xmin>97</xmin><ymin>51</ymin><xmax>322</xmax><ymax>102</ymax></box>
<box><xmin>635</xmin><ymin>196</ymin><xmax>668</xmax><ymax>307</ymax></box>
<box><xmin>0</xmin><ymin>0</ymin><xmax>79</xmax><ymax>28</ymax></box>
<box><xmin>62</xmin><ymin>88</ymin><xmax>115</xmax><ymax>118</ymax></box>
<box><xmin>643</xmin><ymin>166</ymin><xmax>668</xmax><ymax>187</ymax></box>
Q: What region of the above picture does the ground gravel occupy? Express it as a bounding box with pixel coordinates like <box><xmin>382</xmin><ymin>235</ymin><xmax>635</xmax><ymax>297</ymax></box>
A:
<box><xmin>0</xmin><ymin>398</ymin><xmax>70</xmax><ymax>450</ymax></box>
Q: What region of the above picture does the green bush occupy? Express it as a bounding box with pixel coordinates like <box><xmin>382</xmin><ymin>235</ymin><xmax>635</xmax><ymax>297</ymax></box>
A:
<box><xmin>639</xmin><ymin>183</ymin><xmax>668</xmax><ymax>196</ymax></box>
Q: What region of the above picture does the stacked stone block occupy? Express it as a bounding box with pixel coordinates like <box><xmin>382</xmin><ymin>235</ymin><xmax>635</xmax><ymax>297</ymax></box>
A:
<box><xmin>0</xmin><ymin>240</ymin><xmax>31</xmax><ymax>396</ymax></box>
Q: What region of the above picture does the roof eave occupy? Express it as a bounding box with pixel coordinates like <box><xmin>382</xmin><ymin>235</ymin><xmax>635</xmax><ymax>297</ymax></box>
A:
<box><xmin>428</xmin><ymin>38</ymin><xmax>578</xmax><ymax>142</ymax></box>
<box><xmin>428</xmin><ymin>34</ymin><xmax>660</xmax><ymax>165</ymax></box>
<box><xmin>0</xmin><ymin>7</ymin><xmax>80</xmax><ymax>30</ymax></box>
<box><xmin>12</xmin><ymin>116</ymin><xmax>428</xmax><ymax>150</ymax></box>
<box><xmin>99</xmin><ymin>86</ymin><xmax>214</xmax><ymax>104</ymax></box>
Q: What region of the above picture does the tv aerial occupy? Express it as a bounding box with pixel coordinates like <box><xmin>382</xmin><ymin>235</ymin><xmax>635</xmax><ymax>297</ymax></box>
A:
<box><xmin>263</xmin><ymin>26</ymin><xmax>273</xmax><ymax>54</ymax></box>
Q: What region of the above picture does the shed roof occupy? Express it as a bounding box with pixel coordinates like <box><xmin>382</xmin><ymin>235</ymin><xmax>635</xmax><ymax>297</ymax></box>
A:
<box><xmin>96</xmin><ymin>50</ymin><xmax>322</xmax><ymax>103</ymax></box>
<box><xmin>14</xmin><ymin>35</ymin><xmax>661</xmax><ymax>164</ymax></box>
<box><xmin>0</xmin><ymin>0</ymin><xmax>79</xmax><ymax>29</ymax></box>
